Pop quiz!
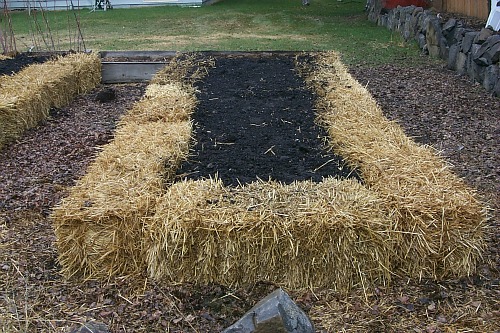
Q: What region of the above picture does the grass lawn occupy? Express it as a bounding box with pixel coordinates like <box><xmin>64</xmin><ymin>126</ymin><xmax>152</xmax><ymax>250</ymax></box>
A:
<box><xmin>8</xmin><ymin>0</ymin><xmax>424</xmax><ymax>65</ymax></box>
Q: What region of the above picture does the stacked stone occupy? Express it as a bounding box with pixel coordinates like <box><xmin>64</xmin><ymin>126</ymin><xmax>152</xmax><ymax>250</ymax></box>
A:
<box><xmin>367</xmin><ymin>4</ymin><xmax>500</xmax><ymax>96</ymax></box>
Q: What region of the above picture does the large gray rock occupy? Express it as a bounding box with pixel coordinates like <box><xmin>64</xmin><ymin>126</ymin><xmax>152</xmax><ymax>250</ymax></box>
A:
<box><xmin>426</xmin><ymin>17</ymin><xmax>445</xmax><ymax>58</ymax></box>
<box><xmin>468</xmin><ymin>46</ymin><xmax>486</xmax><ymax>82</ymax></box>
<box><xmin>387</xmin><ymin>12</ymin><xmax>394</xmax><ymax>30</ymax></box>
<box><xmin>493</xmin><ymin>77</ymin><xmax>500</xmax><ymax>97</ymax></box>
<box><xmin>442</xmin><ymin>18</ymin><xmax>457</xmax><ymax>35</ymax></box>
<box><xmin>483</xmin><ymin>64</ymin><xmax>500</xmax><ymax>92</ymax></box>
<box><xmin>366</xmin><ymin>0</ymin><xmax>383</xmax><ymax>22</ymax></box>
<box><xmin>447</xmin><ymin>44</ymin><xmax>460</xmax><ymax>70</ymax></box>
<box><xmin>415</xmin><ymin>32</ymin><xmax>427</xmax><ymax>52</ymax></box>
<box><xmin>462</xmin><ymin>31</ymin><xmax>479</xmax><ymax>53</ymax></box>
<box><xmin>452</xmin><ymin>26</ymin><xmax>466</xmax><ymax>45</ymax></box>
<box><xmin>421</xmin><ymin>12</ymin><xmax>433</xmax><ymax>34</ymax></box>
<box><xmin>473</xmin><ymin>35</ymin><xmax>500</xmax><ymax>66</ymax></box>
<box><xmin>392</xmin><ymin>9</ymin><xmax>400</xmax><ymax>31</ymax></box>
<box><xmin>442</xmin><ymin>19</ymin><xmax>465</xmax><ymax>45</ymax></box>
<box><xmin>439</xmin><ymin>39</ymin><xmax>450</xmax><ymax>60</ymax></box>
<box><xmin>474</xmin><ymin>28</ymin><xmax>494</xmax><ymax>44</ymax></box>
<box><xmin>222</xmin><ymin>289</ymin><xmax>315</xmax><ymax>333</ymax></box>
<box><xmin>403</xmin><ymin>13</ymin><xmax>414</xmax><ymax>40</ymax></box>
<box><xmin>408</xmin><ymin>10</ymin><xmax>422</xmax><ymax>37</ymax></box>
<box><xmin>455</xmin><ymin>52</ymin><xmax>468</xmax><ymax>74</ymax></box>
<box><xmin>378</xmin><ymin>14</ymin><xmax>388</xmax><ymax>28</ymax></box>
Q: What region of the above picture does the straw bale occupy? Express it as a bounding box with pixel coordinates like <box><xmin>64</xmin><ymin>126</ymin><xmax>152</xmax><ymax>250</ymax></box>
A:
<box><xmin>53</xmin><ymin>120</ymin><xmax>192</xmax><ymax>278</ymax></box>
<box><xmin>52</xmin><ymin>56</ymin><xmax>203</xmax><ymax>279</ymax></box>
<box><xmin>299</xmin><ymin>51</ymin><xmax>487</xmax><ymax>279</ymax></box>
<box><xmin>150</xmin><ymin>53</ymin><xmax>214</xmax><ymax>86</ymax></box>
<box><xmin>146</xmin><ymin>177</ymin><xmax>395</xmax><ymax>290</ymax></box>
<box><xmin>0</xmin><ymin>52</ymin><xmax>100</xmax><ymax>150</ymax></box>
<box><xmin>120</xmin><ymin>83</ymin><xmax>197</xmax><ymax>124</ymax></box>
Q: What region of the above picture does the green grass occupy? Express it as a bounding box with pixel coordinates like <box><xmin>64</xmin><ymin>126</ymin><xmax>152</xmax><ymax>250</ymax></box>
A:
<box><xmin>8</xmin><ymin>0</ymin><xmax>424</xmax><ymax>65</ymax></box>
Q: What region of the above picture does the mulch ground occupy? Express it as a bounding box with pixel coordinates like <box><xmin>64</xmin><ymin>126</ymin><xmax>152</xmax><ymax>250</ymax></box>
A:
<box><xmin>0</xmin><ymin>52</ymin><xmax>499</xmax><ymax>333</ymax></box>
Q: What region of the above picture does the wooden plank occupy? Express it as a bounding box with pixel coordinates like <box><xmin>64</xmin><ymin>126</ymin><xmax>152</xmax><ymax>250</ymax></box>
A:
<box><xmin>101</xmin><ymin>62</ymin><xmax>167</xmax><ymax>83</ymax></box>
<box><xmin>441</xmin><ymin>0</ymin><xmax>489</xmax><ymax>20</ymax></box>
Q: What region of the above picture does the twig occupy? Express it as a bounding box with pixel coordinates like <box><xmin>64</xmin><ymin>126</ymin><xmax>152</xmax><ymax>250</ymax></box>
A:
<box><xmin>1</xmin><ymin>0</ymin><xmax>17</xmax><ymax>54</ymax></box>
<box><xmin>313</xmin><ymin>158</ymin><xmax>336</xmax><ymax>172</ymax></box>
<box><xmin>37</xmin><ymin>0</ymin><xmax>55</xmax><ymax>51</ymax></box>
<box><xmin>70</xmin><ymin>0</ymin><xmax>86</xmax><ymax>51</ymax></box>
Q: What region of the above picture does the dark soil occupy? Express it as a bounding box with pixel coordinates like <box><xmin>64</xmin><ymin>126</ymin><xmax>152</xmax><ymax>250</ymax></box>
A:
<box><xmin>0</xmin><ymin>53</ymin><xmax>54</xmax><ymax>76</ymax></box>
<box><xmin>0</xmin><ymin>53</ymin><xmax>499</xmax><ymax>333</ymax></box>
<box><xmin>177</xmin><ymin>54</ymin><xmax>359</xmax><ymax>186</ymax></box>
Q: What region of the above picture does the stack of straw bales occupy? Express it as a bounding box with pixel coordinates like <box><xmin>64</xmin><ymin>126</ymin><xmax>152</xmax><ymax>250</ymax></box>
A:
<box><xmin>51</xmin><ymin>55</ymin><xmax>209</xmax><ymax>278</ymax></box>
<box><xmin>299</xmin><ymin>51</ymin><xmax>487</xmax><ymax>280</ymax></box>
<box><xmin>0</xmin><ymin>53</ymin><xmax>101</xmax><ymax>150</ymax></box>
<box><xmin>53</xmin><ymin>52</ymin><xmax>486</xmax><ymax>291</ymax></box>
<box><xmin>145</xmin><ymin>53</ymin><xmax>485</xmax><ymax>290</ymax></box>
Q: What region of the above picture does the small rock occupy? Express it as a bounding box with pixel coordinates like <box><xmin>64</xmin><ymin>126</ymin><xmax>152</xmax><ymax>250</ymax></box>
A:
<box><xmin>68</xmin><ymin>321</ymin><xmax>109</xmax><ymax>333</ymax></box>
<box><xmin>95</xmin><ymin>87</ymin><xmax>116</xmax><ymax>103</ymax></box>
<box><xmin>436</xmin><ymin>314</ymin><xmax>448</xmax><ymax>323</ymax></box>
<box><xmin>474</xmin><ymin>28</ymin><xmax>494</xmax><ymax>45</ymax></box>
<box><xmin>222</xmin><ymin>288</ymin><xmax>315</xmax><ymax>333</ymax></box>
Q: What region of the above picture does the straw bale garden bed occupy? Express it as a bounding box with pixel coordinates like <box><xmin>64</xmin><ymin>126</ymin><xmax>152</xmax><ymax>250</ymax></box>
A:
<box><xmin>0</xmin><ymin>51</ymin><xmax>499</xmax><ymax>332</ymax></box>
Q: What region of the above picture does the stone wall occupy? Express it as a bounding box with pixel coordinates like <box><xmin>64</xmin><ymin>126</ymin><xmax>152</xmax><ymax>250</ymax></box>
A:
<box><xmin>366</xmin><ymin>1</ymin><xmax>500</xmax><ymax>96</ymax></box>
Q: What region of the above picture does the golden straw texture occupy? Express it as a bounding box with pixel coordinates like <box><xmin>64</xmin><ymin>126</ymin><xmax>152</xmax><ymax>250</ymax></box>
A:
<box><xmin>0</xmin><ymin>53</ymin><xmax>101</xmax><ymax>149</ymax></box>
<box><xmin>299</xmin><ymin>51</ymin><xmax>487</xmax><ymax>279</ymax></box>
<box><xmin>147</xmin><ymin>177</ymin><xmax>394</xmax><ymax>290</ymax></box>
<box><xmin>51</xmin><ymin>55</ymin><xmax>206</xmax><ymax>279</ymax></box>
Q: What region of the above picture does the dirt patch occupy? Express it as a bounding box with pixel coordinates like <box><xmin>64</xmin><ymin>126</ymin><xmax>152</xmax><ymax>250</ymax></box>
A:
<box><xmin>0</xmin><ymin>53</ymin><xmax>54</xmax><ymax>76</ymax></box>
<box><xmin>177</xmin><ymin>53</ymin><xmax>359</xmax><ymax>186</ymax></box>
<box><xmin>0</xmin><ymin>53</ymin><xmax>499</xmax><ymax>332</ymax></box>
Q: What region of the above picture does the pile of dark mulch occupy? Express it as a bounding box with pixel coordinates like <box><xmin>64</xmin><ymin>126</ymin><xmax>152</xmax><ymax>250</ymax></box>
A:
<box><xmin>0</xmin><ymin>53</ymin><xmax>56</xmax><ymax>76</ymax></box>
<box><xmin>177</xmin><ymin>53</ymin><xmax>359</xmax><ymax>186</ymax></box>
<box><xmin>0</xmin><ymin>52</ymin><xmax>499</xmax><ymax>333</ymax></box>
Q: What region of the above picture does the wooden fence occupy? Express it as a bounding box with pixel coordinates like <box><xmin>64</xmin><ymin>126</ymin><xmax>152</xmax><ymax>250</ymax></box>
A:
<box><xmin>433</xmin><ymin>0</ymin><xmax>490</xmax><ymax>20</ymax></box>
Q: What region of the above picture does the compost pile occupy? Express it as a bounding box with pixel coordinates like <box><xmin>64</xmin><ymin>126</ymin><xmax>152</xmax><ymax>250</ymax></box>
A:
<box><xmin>0</xmin><ymin>52</ymin><xmax>499</xmax><ymax>332</ymax></box>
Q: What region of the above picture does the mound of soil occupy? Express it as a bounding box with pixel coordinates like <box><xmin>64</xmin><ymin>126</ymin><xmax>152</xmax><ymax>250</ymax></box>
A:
<box><xmin>177</xmin><ymin>54</ymin><xmax>359</xmax><ymax>186</ymax></box>
<box><xmin>0</xmin><ymin>53</ymin><xmax>54</xmax><ymax>76</ymax></box>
